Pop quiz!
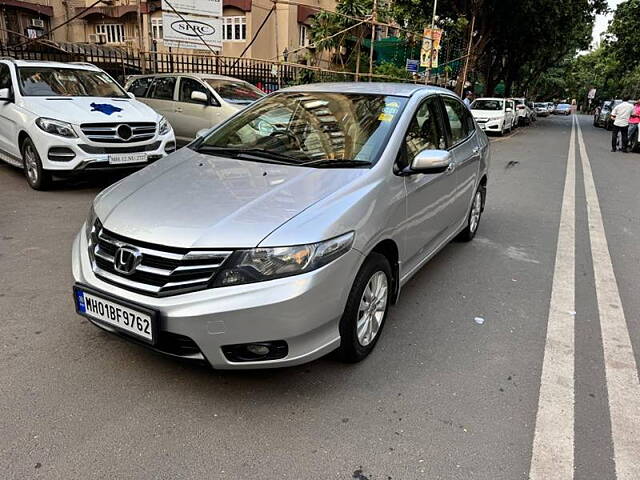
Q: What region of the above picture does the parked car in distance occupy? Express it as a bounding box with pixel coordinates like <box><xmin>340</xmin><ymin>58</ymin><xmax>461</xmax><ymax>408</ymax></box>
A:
<box><xmin>72</xmin><ymin>83</ymin><xmax>490</xmax><ymax>369</ymax></box>
<box><xmin>470</xmin><ymin>97</ymin><xmax>515</xmax><ymax>135</ymax></box>
<box><xmin>601</xmin><ymin>100</ymin><xmax>622</xmax><ymax>130</ymax></box>
<box><xmin>533</xmin><ymin>102</ymin><xmax>550</xmax><ymax>117</ymax></box>
<box><xmin>554</xmin><ymin>103</ymin><xmax>572</xmax><ymax>115</ymax></box>
<box><xmin>0</xmin><ymin>59</ymin><xmax>175</xmax><ymax>190</ymax></box>
<box><xmin>512</xmin><ymin>98</ymin><xmax>533</xmax><ymax>125</ymax></box>
<box><xmin>125</xmin><ymin>73</ymin><xmax>265</xmax><ymax>145</ymax></box>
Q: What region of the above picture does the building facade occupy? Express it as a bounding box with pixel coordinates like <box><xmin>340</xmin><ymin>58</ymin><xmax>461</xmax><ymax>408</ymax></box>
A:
<box><xmin>0</xmin><ymin>0</ymin><xmax>335</xmax><ymax>63</ymax></box>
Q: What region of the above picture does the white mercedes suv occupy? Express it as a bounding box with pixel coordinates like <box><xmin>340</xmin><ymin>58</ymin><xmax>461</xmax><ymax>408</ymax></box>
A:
<box><xmin>0</xmin><ymin>59</ymin><xmax>175</xmax><ymax>189</ymax></box>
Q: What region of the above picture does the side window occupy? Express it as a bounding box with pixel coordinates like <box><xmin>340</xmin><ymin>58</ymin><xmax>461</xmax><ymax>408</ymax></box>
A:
<box><xmin>0</xmin><ymin>64</ymin><xmax>12</xmax><ymax>91</ymax></box>
<box><xmin>149</xmin><ymin>77</ymin><xmax>176</xmax><ymax>100</ymax></box>
<box><xmin>400</xmin><ymin>98</ymin><xmax>446</xmax><ymax>169</ymax></box>
<box><xmin>442</xmin><ymin>97</ymin><xmax>472</xmax><ymax>145</ymax></box>
<box><xmin>127</xmin><ymin>77</ymin><xmax>153</xmax><ymax>98</ymax></box>
<box><xmin>179</xmin><ymin>77</ymin><xmax>209</xmax><ymax>104</ymax></box>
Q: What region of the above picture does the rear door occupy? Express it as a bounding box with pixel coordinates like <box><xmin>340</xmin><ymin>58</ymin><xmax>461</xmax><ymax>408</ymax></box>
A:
<box><xmin>172</xmin><ymin>77</ymin><xmax>221</xmax><ymax>144</ymax></box>
<box><xmin>440</xmin><ymin>95</ymin><xmax>481</xmax><ymax>225</ymax></box>
<box><xmin>145</xmin><ymin>76</ymin><xmax>177</xmax><ymax>120</ymax></box>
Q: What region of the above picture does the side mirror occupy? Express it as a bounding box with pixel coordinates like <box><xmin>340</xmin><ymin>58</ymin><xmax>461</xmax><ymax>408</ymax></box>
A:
<box><xmin>404</xmin><ymin>150</ymin><xmax>452</xmax><ymax>175</ymax></box>
<box><xmin>0</xmin><ymin>87</ymin><xmax>12</xmax><ymax>101</ymax></box>
<box><xmin>195</xmin><ymin>128</ymin><xmax>209</xmax><ymax>139</ymax></box>
<box><xmin>127</xmin><ymin>91</ymin><xmax>135</xmax><ymax>99</ymax></box>
<box><xmin>191</xmin><ymin>91</ymin><xmax>208</xmax><ymax>104</ymax></box>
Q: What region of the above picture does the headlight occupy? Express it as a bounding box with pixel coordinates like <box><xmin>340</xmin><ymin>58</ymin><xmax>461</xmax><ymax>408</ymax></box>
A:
<box><xmin>158</xmin><ymin>116</ymin><xmax>171</xmax><ymax>135</ymax></box>
<box><xmin>212</xmin><ymin>232</ymin><xmax>355</xmax><ymax>287</ymax></box>
<box><xmin>85</xmin><ymin>204</ymin><xmax>98</xmax><ymax>240</ymax></box>
<box><xmin>35</xmin><ymin>117</ymin><xmax>77</xmax><ymax>138</ymax></box>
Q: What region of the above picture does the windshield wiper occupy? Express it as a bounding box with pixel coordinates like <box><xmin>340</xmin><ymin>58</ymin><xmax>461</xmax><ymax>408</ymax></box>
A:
<box><xmin>196</xmin><ymin>145</ymin><xmax>303</xmax><ymax>165</ymax></box>
<box><xmin>300</xmin><ymin>158</ymin><xmax>371</xmax><ymax>168</ymax></box>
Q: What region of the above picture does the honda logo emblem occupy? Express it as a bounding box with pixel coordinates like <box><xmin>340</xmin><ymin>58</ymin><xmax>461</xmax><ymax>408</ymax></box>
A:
<box><xmin>113</xmin><ymin>246</ymin><xmax>142</xmax><ymax>275</ymax></box>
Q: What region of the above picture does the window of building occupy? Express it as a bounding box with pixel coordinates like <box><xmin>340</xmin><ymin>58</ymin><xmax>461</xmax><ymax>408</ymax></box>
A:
<box><xmin>151</xmin><ymin>18</ymin><xmax>163</xmax><ymax>40</ymax></box>
<box><xmin>298</xmin><ymin>24</ymin><xmax>309</xmax><ymax>46</ymax></box>
<box><xmin>96</xmin><ymin>24</ymin><xmax>125</xmax><ymax>44</ymax></box>
<box><xmin>222</xmin><ymin>16</ymin><xmax>246</xmax><ymax>41</ymax></box>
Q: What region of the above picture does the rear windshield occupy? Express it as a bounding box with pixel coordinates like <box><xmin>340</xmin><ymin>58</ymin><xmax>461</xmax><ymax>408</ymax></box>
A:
<box><xmin>471</xmin><ymin>99</ymin><xmax>503</xmax><ymax>110</ymax></box>
<box><xmin>18</xmin><ymin>67</ymin><xmax>127</xmax><ymax>97</ymax></box>
<box><xmin>205</xmin><ymin>79</ymin><xmax>265</xmax><ymax>104</ymax></box>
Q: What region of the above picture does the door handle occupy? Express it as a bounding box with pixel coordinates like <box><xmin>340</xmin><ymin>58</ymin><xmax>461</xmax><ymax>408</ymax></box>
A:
<box><xmin>445</xmin><ymin>162</ymin><xmax>456</xmax><ymax>175</ymax></box>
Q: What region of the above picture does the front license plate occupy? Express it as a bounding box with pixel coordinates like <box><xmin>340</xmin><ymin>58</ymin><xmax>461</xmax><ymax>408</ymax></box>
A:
<box><xmin>74</xmin><ymin>286</ymin><xmax>155</xmax><ymax>343</ymax></box>
<box><xmin>108</xmin><ymin>153</ymin><xmax>147</xmax><ymax>165</ymax></box>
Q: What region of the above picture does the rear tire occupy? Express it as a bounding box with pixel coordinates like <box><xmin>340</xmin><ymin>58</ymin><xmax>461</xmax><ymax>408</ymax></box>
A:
<box><xmin>22</xmin><ymin>137</ymin><xmax>51</xmax><ymax>191</ymax></box>
<box><xmin>457</xmin><ymin>184</ymin><xmax>486</xmax><ymax>242</ymax></box>
<box><xmin>338</xmin><ymin>253</ymin><xmax>392</xmax><ymax>363</ymax></box>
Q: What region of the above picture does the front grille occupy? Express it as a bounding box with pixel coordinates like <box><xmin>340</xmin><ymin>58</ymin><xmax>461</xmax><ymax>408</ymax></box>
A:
<box><xmin>88</xmin><ymin>223</ymin><xmax>232</xmax><ymax>297</ymax></box>
<box><xmin>79</xmin><ymin>141</ymin><xmax>161</xmax><ymax>154</ymax></box>
<box><xmin>81</xmin><ymin>122</ymin><xmax>157</xmax><ymax>144</ymax></box>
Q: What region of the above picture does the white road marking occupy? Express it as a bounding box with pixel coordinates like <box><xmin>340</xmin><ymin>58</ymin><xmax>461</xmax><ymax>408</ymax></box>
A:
<box><xmin>576</xmin><ymin>118</ymin><xmax>640</xmax><ymax>480</ymax></box>
<box><xmin>529</xmin><ymin>113</ymin><xmax>576</xmax><ymax>479</ymax></box>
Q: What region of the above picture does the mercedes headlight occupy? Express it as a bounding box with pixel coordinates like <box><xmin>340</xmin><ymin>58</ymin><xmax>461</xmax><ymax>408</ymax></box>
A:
<box><xmin>35</xmin><ymin>117</ymin><xmax>77</xmax><ymax>138</ymax></box>
<box><xmin>85</xmin><ymin>204</ymin><xmax>98</xmax><ymax>240</ymax></box>
<box><xmin>212</xmin><ymin>232</ymin><xmax>355</xmax><ymax>287</ymax></box>
<box><xmin>158</xmin><ymin>116</ymin><xmax>171</xmax><ymax>135</ymax></box>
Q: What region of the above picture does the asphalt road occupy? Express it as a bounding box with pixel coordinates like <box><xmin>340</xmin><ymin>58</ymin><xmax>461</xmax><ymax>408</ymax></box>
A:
<box><xmin>1</xmin><ymin>114</ymin><xmax>638</xmax><ymax>480</ymax></box>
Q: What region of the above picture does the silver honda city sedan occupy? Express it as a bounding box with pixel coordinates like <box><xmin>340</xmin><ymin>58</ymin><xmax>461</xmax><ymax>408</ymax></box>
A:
<box><xmin>71</xmin><ymin>83</ymin><xmax>490</xmax><ymax>369</ymax></box>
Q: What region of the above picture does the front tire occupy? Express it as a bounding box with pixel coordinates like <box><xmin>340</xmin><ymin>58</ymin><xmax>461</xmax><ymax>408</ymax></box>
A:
<box><xmin>457</xmin><ymin>184</ymin><xmax>486</xmax><ymax>242</ymax></box>
<box><xmin>338</xmin><ymin>253</ymin><xmax>392</xmax><ymax>363</ymax></box>
<box><xmin>22</xmin><ymin>137</ymin><xmax>51</xmax><ymax>190</ymax></box>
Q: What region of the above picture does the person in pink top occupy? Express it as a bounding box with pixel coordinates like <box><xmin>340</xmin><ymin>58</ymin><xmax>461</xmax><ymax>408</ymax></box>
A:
<box><xmin>628</xmin><ymin>101</ymin><xmax>640</xmax><ymax>150</ymax></box>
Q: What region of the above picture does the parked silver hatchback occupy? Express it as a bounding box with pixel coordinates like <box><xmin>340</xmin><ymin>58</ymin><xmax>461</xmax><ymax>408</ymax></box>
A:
<box><xmin>72</xmin><ymin>83</ymin><xmax>490</xmax><ymax>369</ymax></box>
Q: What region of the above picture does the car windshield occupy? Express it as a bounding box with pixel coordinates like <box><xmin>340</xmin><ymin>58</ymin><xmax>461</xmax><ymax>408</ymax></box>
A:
<box><xmin>471</xmin><ymin>99</ymin><xmax>503</xmax><ymax>110</ymax></box>
<box><xmin>18</xmin><ymin>67</ymin><xmax>127</xmax><ymax>97</ymax></box>
<box><xmin>197</xmin><ymin>92</ymin><xmax>407</xmax><ymax>166</ymax></box>
<box><xmin>205</xmin><ymin>79</ymin><xmax>265</xmax><ymax>103</ymax></box>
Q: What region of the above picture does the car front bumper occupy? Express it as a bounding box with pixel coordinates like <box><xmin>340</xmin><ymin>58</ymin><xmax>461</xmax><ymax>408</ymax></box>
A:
<box><xmin>71</xmin><ymin>230</ymin><xmax>364</xmax><ymax>369</ymax></box>
<box><xmin>33</xmin><ymin>128</ymin><xmax>176</xmax><ymax>172</ymax></box>
<box><xmin>478</xmin><ymin>118</ymin><xmax>504</xmax><ymax>131</ymax></box>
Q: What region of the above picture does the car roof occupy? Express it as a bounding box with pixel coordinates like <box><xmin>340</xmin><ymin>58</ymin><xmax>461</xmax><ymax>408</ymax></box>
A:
<box><xmin>128</xmin><ymin>72</ymin><xmax>243</xmax><ymax>82</ymax></box>
<box><xmin>279</xmin><ymin>82</ymin><xmax>454</xmax><ymax>98</ymax></box>
<box><xmin>473</xmin><ymin>97</ymin><xmax>506</xmax><ymax>101</ymax></box>
<box><xmin>0</xmin><ymin>59</ymin><xmax>101</xmax><ymax>71</ymax></box>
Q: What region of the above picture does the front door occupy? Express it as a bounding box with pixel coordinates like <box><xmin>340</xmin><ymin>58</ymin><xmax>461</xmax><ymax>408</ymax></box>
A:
<box><xmin>173</xmin><ymin>77</ymin><xmax>222</xmax><ymax>144</ymax></box>
<box><xmin>0</xmin><ymin>63</ymin><xmax>20</xmax><ymax>162</ymax></box>
<box><xmin>401</xmin><ymin>95</ymin><xmax>461</xmax><ymax>276</ymax></box>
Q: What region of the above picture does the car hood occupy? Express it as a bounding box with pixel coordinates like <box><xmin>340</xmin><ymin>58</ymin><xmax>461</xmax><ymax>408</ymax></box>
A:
<box><xmin>21</xmin><ymin>96</ymin><xmax>158</xmax><ymax>125</ymax></box>
<box><xmin>95</xmin><ymin>149</ymin><xmax>368</xmax><ymax>249</ymax></box>
<box><xmin>471</xmin><ymin>110</ymin><xmax>505</xmax><ymax>119</ymax></box>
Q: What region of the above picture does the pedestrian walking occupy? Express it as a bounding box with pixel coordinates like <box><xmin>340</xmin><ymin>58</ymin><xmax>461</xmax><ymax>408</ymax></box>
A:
<box><xmin>463</xmin><ymin>91</ymin><xmax>473</xmax><ymax>109</ymax></box>
<box><xmin>610</xmin><ymin>96</ymin><xmax>634</xmax><ymax>152</ymax></box>
<box><xmin>627</xmin><ymin>100</ymin><xmax>640</xmax><ymax>151</ymax></box>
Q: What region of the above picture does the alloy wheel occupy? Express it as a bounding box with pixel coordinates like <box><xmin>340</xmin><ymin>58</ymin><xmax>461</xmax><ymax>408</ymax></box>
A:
<box><xmin>24</xmin><ymin>144</ymin><xmax>39</xmax><ymax>184</ymax></box>
<box><xmin>469</xmin><ymin>190</ymin><xmax>483</xmax><ymax>233</ymax></box>
<box><xmin>356</xmin><ymin>271</ymin><xmax>388</xmax><ymax>346</ymax></box>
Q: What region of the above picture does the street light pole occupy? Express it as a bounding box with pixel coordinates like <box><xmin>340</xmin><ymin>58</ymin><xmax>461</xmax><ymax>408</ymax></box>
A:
<box><xmin>425</xmin><ymin>0</ymin><xmax>437</xmax><ymax>85</ymax></box>
<box><xmin>368</xmin><ymin>0</ymin><xmax>377</xmax><ymax>81</ymax></box>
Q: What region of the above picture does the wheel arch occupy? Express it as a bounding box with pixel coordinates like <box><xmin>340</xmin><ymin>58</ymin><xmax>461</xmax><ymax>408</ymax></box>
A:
<box><xmin>368</xmin><ymin>239</ymin><xmax>400</xmax><ymax>304</ymax></box>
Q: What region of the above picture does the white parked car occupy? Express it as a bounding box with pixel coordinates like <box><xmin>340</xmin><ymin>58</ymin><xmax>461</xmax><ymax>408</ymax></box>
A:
<box><xmin>0</xmin><ymin>59</ymin><xmax>175</xmax><ymax>190</ymax></box>
<box><xmin>469</xmin><ymin>97</ymin><xmax>515</xmax><ymax>135</ymax></box>
<box><xmin>511</xmin><ymin>97</ymin><xmax>533</xmax><ymax>126</ymax></box>
<box><xmin>124</xmin><ymin>73</ymin><xmax>265</xmax><ymax>145</ymax></box>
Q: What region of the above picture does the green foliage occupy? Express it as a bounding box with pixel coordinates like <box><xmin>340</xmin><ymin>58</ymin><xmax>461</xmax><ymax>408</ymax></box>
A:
<box><xmin>373</xmin><ymin>62</ymin><xmax>413</xmax><ymax>80</ymax></box>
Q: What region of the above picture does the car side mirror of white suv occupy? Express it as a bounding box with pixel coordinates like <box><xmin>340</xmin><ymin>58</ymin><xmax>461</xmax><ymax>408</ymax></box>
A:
<box><xmin>0</xmin><ymin>87</ymin><xmax>12</xmax><ymax>101</ymax></box>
